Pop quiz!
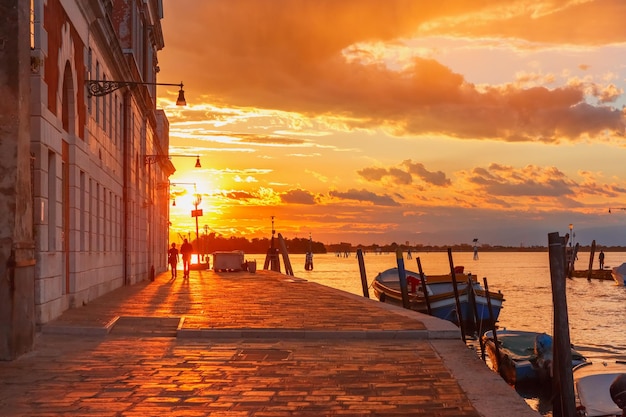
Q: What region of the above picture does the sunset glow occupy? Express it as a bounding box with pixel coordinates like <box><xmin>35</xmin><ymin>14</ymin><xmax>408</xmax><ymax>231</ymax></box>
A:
<box><xmin>158</xmin><ymin>0</ymin><xmax>626</xmax><ymax>247</ymax></box>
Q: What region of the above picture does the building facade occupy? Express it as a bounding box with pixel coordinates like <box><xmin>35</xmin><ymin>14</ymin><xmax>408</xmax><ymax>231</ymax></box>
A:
<box><xmin>27</xmin><ymin>0</ymin><xmax>173</xmax><ymax>326</ymax></box>
<box><xmin>0</xmin><ymin>0</ymin><xmax>36</xmax><ymax>360</ymax></box>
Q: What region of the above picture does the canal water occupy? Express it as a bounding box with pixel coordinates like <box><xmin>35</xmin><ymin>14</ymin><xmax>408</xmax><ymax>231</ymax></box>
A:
<box><xmin>248</xmin><ymin>250</ymin><xmax>626</xmax><ymax>416</ymax></box>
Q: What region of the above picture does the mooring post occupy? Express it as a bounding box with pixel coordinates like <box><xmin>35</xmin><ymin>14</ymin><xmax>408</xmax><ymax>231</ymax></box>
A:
<box><xmin>484</xmin><ymin>278</ymin><xmax>501</xmax><ymax>369</ymax></box>
<box><xmin>587</xmin><ymin>240</ymin><xmax>596</xmax><ymax>281</ymax></box>
<box><xmin>395</xmin><ymin>248</ymin><xmax>410</xmax><ymax>309</ymax></box>
<box><xmin>356</xmin><ymin>249</ymin><xmax>369</xmax><ymax>298</ymax></box>
<box><xmin>447</xmin><ymin>248</ymin><xmax>466</xmax><ymax>343</ymax></box>
<box><xmin>416</xmin><ymin>257</ymin><xmax>431</xmax><ymax>315</ymax></box>
<box><xmin>548</xmin><ymin>231</ymin><xmax>576</xmax><ymax>417</ymax></box>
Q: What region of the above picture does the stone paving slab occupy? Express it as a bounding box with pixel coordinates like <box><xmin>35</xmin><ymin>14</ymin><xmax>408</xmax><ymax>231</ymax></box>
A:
<box><xmin>43</xmin><ymin>270</ymin><xmax>440</xmax><ymax>335</ymax></box>
<box><xmin>0</xmin><ymin>335</ymin><xmax>486</xmax><ymax>416</ymax></box>
<box><xmin>8</xmin><ymin>269</ymin><xmax>541</xmax><ymax>416</ymax></box>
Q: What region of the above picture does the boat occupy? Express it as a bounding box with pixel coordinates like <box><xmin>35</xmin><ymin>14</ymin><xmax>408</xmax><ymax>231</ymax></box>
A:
<box><xmin>372</xmin><ymin>267</ymin><xmax>504</xmax><ymax>334</ymax></box>
<box><xmin>611</xmin><ymin>263</ymin><xmax>626</xmax><ymax>286</ymax></box>
<box><xmin>574</xmin><ymin>361</ymin><xmax>626</xmax><ymax>416</ymax></box>
<box><xmin>482</xmin><ymin>329</ymin><xmax>587</xmax><ymax>387</ymax></box>
<box><xmin>571</xmin><ymin>269</ymin><xmax>613</xmax><ymax>281</ymax></box>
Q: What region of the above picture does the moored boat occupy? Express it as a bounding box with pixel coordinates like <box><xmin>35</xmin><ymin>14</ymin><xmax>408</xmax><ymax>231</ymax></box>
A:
<box><xmin>611</xmin><ymin>263</ymin><xmax>626</xmax><ymax>286</ymax></box>
<box><xmin>574</xmin><ymin>361</ymin><xmax>626</xmax><ymax>417</ymax></box>
<box><xmin>571</xmin><ymin>269</ymin><xmax>613</xmax><ymax>281</ymax></box>
<box><xmin>372</xmin><ymin>267</ymin><xmax>504</xmax><ymax>335</ymax></box>
<box><xmin>482</xmin><ymin>329</ymin><xmax>587</xmax><ymax>387</ymax></box>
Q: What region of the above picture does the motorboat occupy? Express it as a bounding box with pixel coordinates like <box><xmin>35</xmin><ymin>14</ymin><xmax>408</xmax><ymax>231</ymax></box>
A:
<box><xmin>611</xmin><ymin>263</ymin><xmax>626</xmax><ymax>286</ymax></box>
<box><xmin>574</xmin><ymin>361</ymin><xmax>626</xmax><ymax>416</ymax></box>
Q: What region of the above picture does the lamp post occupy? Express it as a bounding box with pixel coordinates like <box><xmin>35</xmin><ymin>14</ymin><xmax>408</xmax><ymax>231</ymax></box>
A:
<box><xmin>144</xmin><ymin>154</ymin><xmax>201</xmax><ymax>168</ymax></box>
<box><xmin>192</xmin><ymin>192</ymin><xmax>202</xmax><ymax>246</ymax></box>
<box><xmin>569</xmin><ymin>223</ymin><xmax>573</xmax><ymax>248</ymax></box>
<box><xmin>86</xmin><ymin>80</ymin><xmax>186</xmax><ymax>105</ymax></box>
<box><xmin>85</xmin><ymin>78</ymin><xmax>187</xmax><ymax>285</ymax></box>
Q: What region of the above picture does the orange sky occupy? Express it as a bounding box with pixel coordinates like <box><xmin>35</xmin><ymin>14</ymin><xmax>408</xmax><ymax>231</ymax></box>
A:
<box><xmin>157</xmin><ymin>0</ymin><xmax>626</xmax><ymax>247</ymax></box>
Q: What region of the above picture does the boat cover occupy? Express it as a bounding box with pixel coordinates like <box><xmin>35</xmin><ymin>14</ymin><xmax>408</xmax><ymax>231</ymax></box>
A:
<box><xmin>491</xmin><ymin>330</ymin><xmax>544</xmax><ymax>361</ymax></box>
<box><xmin>574</xmin><ymin>362</ymin><xmax>626</xmax><ymax>417</ymax></box>
<box><xmin>614</xmin><ymin>263</ymin><xmax>626</xmax><ymax>275</ymax></box>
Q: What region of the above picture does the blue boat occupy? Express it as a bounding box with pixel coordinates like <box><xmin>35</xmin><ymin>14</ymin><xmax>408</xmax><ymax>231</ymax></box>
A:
<box><xmin>372</xmin><ymin>267</ymin><xmax>504</xmax><ymax>335</ymax></box>
<box><xmin>482</xmin><ymin>329</ymin><xmax>587</xmax><ymax>387</ymax></box>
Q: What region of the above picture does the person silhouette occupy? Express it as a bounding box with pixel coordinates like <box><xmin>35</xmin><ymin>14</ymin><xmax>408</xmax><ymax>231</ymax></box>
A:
<box><xmin>599</xmin><ymin>250</ymin><xmax>605</xmax><ymax>270</ymax></box>
<box><xmin>180</xmin><ymin>239</ymin><xmax>193</xmax><ymax>279</ymax></box>
<box><xmin>168</xmin><ymin>243</ymin><xmax>179</xmax><ymax>278</ymax></box>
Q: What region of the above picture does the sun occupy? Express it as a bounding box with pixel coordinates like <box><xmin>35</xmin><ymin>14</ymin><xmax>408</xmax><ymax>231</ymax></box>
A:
<box><xmin>167</xmin><ymin>173</ymin><xmax>223</xmax><ymax>243</ymax></box>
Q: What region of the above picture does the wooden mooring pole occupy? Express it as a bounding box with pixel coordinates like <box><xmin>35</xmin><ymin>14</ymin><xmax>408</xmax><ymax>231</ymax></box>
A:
<box><xmin>447</xmin><ymin>248</ymin><xmax>466</xmax><ymax>343</ymax></box>
<box><xmin>356</xmin><ymin>249</ymin><xmax>370</xmax><ymax>298</ymax></box>
<box><xmin>587</xmin><ymin>240</ymin><xmax>596</xmax><ymax>281</ymax></box>
<box><xmin>483</xmin><ymin>278</ymin><xmax>501</xmax><ymax>370</ymax></box>
<box><xmin>548</xmin><ymin>231</ymin><xmax>576</xmax><ymax>417</ymax></box>
<box><xmin>416</xmin><ymin>257</ymin><xmax>431</xmax><ymax>315</ymax></box>
<box><xmin>395</xmin><ymin>248</ymin><xmax>410</xmax><ymax>309</ymax></box>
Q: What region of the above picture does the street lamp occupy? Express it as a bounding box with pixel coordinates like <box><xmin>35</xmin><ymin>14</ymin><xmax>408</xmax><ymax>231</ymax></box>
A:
<box><xmin>144</xmin><ymin>154</ymin><xmax>201</xmax><ymax>168</ymax></box>
<box><xmin>192</xmin><ymin>193</ymin><xmax>202</xmax><ymax>254</ymax></box>
<box><xmin>169</xmin><ymin>182</ymin><xmax>203</xmax><ymax>263</ymax></box>
<box><xmin>86</xmin><ymin>80</ymin><xmax>186</xmax><ymax>105</ymax></box>
<box><xmin>168</xmin><ymin>182</ymin><xmax>196</xmax><ymax>207</ymax></box>
<box><xmin>569</xmin><ymin>223</ymin><xmax>573</xmax><ymax>248</ymax></box>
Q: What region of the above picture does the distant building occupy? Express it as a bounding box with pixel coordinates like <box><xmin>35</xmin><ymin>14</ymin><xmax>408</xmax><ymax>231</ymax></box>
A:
<box><xmin>0</xmin><ymin>0</ymin><xmax>174</xmax><ymax>358</ymax></box>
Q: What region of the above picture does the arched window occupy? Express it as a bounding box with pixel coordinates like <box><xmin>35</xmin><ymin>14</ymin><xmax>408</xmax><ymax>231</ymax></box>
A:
<box><xmin>61</xmin><ymin>61</ymin><xmax>75</xmax><ymax>135</ymax></box>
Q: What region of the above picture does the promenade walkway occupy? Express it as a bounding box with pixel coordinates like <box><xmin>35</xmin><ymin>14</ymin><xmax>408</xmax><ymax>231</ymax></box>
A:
<box><xmin>0</xmin><ymin>269</ymin><xmax>539</xmax><ymax>416</ymax></box>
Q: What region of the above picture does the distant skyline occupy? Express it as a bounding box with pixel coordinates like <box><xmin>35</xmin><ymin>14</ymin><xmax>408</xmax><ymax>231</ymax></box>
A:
<box><xmin>157</xmin><ymin>1</ymin><xmax>626</xmax><ymax>247</ymax></box>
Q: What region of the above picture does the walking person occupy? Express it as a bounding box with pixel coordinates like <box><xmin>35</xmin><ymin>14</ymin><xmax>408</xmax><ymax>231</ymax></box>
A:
<box><xmin>180</xmin><ymin>238</ymin><xmax>193</xmax><ymax>279</ymax></box>
<box><xmin>168</xmin><ymin>243</ymin><xmax>179</xmax><ymax>278</ymax></box>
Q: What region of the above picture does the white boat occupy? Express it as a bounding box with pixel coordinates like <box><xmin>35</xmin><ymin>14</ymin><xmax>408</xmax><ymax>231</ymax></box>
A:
<box><xmin>611</xmin><ymin>263</ymin><xmax>626</xmax><ymax>286</ymax></box>
<box><xmin>574</xmin><ymin>361</ymin><xmax>626</xmax><ymax>416</ymax></box>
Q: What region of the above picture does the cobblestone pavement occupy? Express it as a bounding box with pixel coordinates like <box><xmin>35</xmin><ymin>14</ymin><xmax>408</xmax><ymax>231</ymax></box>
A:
<box><xmin>0</xmin><ymin>269</ymin><xmax>539</xmax><ymax>416</ymax></box>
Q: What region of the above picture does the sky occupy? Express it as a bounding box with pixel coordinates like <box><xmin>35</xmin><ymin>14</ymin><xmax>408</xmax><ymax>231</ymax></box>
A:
<box><xmin>156</xmin><ymin>0</ymin><xmax>626</xmax><ymax>247</ymax></box>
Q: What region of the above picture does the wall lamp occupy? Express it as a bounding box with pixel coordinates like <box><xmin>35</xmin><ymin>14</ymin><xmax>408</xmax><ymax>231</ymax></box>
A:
<box><xmin>144</xmin><ymin>154</ymin><xmax>201</xmax><ymax>168</ymax></box>
<box><xmin>609</xmin><ymin>207</ymin><xmax>626</xmax><ymax>213</ymax></box>
<box><xmin>169</xmin><ymin>182</ymin><xmax>197</xmax><ymax>207</ymax></box>
<box><xmin>86</xmin><ymin>80</ymin><xmax>186</xmax><ymax>105</ymax></box>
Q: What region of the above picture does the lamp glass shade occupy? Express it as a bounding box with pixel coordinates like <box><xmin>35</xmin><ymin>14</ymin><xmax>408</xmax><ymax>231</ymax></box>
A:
<box><xmin>176</xmin><ymin>88</ymin><xmax>186</xmax><ymax>106</ymax></box>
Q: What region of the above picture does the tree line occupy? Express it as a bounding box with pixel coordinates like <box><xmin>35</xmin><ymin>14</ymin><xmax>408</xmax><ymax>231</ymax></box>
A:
<box><xmin>184</xmin><ymin>233</ymin><xmax>626</xmax><ymax>255</ymax></box>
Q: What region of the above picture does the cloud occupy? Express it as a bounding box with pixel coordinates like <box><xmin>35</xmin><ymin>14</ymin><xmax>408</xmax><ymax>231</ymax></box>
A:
<box><xmin>357</xmin><ymin>167</ymin><xmax>388</xmax><ymax>182</ymax></box>
<box><xmin>223</xmin><ymin>191</ymin><xmax>256</xmax><ymax>200</ymax></box>
<box><xmin>162</xmin><ymin>0</ymin><xmax>626</xmax><ymax>145</ymax></box>
<box><xmin>402</xmin><ymin>160</ymin><xmax>451</xmax><ymax>186</ymax></box>
<box><xmin>329</xmin><ymin>188</ymin><xmax>400</xmax><ymax>206</ymax></box>
<box><xmin>358</xmin><ymin>160</ymin><xmax>450</xmax><ymax>186</ymax></box>
<box><xmin>466</xmin><ymin>164</ymin><xmax>576</xmax><ymax>197</ymax></box>
<box><xmin>281</xmin><ymin>189</ymin><xmax>317</xmax><ymax>205</ymax></box>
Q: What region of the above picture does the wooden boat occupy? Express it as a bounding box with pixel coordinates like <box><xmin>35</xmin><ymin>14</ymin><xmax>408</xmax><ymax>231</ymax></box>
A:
<box><xmin>574</xmin><ymin>361</ymin><xmax>626</xmax><ymax>416</ymax></box>
<box><xmin>372</xmin><ymin>267</ymin><xmax>504</xmax><ymax>334</ymax></box>
<box><xmin>570</xmin><ymin>269</ymin><xmax>613</xmax><ymax>281</ymax></box>
<box><xmin>482</xmin><ymin>329</ymin><xmax>587</xmax><ymax>387</ymax></box>
<box><xmin>611</xmin><ymin>263</ymin><xmax>626</xmax><ymax>286</ymax></box>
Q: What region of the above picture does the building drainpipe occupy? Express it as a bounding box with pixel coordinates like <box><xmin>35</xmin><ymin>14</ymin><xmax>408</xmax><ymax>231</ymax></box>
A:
<box><xmin>122</xmin><ymin>91</ymin><xmax>130</xmax><ymax>285</ymax></box>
